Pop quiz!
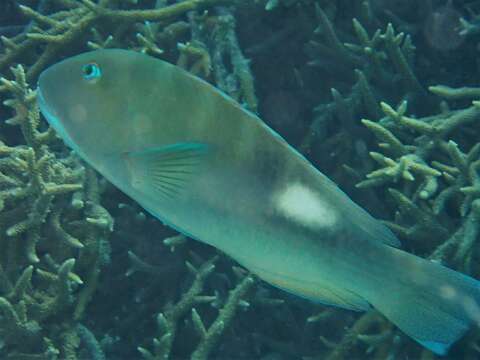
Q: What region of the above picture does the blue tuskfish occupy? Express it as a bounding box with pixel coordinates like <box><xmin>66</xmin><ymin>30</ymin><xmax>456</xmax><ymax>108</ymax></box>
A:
<box><xmin>37</xmin><ymin>49</ymin><xmax>480</xmax><ymax>355</ymax></box>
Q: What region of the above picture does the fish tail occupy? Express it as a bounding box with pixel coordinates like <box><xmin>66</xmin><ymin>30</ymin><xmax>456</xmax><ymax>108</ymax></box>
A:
<box><xmin>365</xmin><ymin>246</ymin><xmax>480</xmax><ymax>355</ymax></box>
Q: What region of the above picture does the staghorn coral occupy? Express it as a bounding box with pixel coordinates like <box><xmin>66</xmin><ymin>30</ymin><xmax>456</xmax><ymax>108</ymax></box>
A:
<box><xmin>137</xmin><ymin>255</ymin><xmax>255</xmax><ymax>360</ymax></box>
<box><xmin>239</xmin><ymin>1</ymin><xmax>480</xmax><ymax>359</ymax></box>
<box><xmin>301</xmin><ymin>6</ymin><xmax>427</xmax><ymax>174</ymax></box>
<box><xmin>0</xmin><ymin>62</ymin><xmax>113</xmax><ymax>358</ymax></box>
<box><xmin>360</xmin><ymin>88</ymin><xmax>480</xmax><ymax>267</ymax></box>
<box><xmin>0</xmin><ymin>0</ymin><xmax>235</xmax><ymax>82</ymax></box>
<box><xmin>312</xmin><ymin>86</ymin><xmax>480</xmax><ymax>360</ymax></box>
<box><xmin>1</xmin><ymin>1</ymin><xmax>258</xmax><ymax>359</ymax></box>
<box><xmin>2</xmin><ymin>0</ymin><xmax>480</xmax><ymax>359</ymax></box>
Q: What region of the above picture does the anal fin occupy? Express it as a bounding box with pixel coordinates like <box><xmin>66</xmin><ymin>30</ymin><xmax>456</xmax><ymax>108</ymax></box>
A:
<box><xmin>253</xmin><ymin>266</ymin><xmax>370</xmax><ymax>311</ymax></box>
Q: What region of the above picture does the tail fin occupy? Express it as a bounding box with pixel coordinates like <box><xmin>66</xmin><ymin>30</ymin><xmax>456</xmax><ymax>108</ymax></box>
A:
<box><xmin>366</xmin><ymin>246</ymin><xmax>480</xmax><ymax>355</ymax></box>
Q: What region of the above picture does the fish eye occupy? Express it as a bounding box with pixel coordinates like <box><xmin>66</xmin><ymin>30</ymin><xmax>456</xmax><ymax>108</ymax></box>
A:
<box><xmin>82</xmin><ymin>62</ymin><xmax>102</xmax><ymax>83</ymax></box>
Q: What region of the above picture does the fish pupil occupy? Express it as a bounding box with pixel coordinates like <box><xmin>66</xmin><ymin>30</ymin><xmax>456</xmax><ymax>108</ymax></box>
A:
<box><xmin>82</xmin><ymin>63</ymin><xmax>101</xmax><ymax>81</ymax></box>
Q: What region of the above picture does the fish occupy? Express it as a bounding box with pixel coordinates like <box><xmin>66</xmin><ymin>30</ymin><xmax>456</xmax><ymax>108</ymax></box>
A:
<box><xmin>37</xmin><ymin>49</ymin><xmax>480</xmax><ymax>355</ymax></box>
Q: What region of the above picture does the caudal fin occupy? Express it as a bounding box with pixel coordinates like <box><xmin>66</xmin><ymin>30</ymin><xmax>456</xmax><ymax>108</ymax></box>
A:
<box><xmin>366</xmin><ymin>246</ymin><xmax>480</xmax><ymax>355</ymax></box>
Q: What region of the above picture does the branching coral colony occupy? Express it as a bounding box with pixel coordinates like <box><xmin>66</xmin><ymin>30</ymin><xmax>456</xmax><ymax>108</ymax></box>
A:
<box><xmin>2</xmin><ymin>0</ymin><xmax>480</xmax><ymax>359</ymax></box>
<box><xmin>0</xmin><ymin>64</ymin><xmax>113</xmax><ymax>358</ymax></box>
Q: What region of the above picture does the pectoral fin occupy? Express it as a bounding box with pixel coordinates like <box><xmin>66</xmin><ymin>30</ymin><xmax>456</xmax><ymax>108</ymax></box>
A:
<box><xmin>124</xmin><ymin>142</ymin><xmax>210</xmax><ymax>199</ymax></box>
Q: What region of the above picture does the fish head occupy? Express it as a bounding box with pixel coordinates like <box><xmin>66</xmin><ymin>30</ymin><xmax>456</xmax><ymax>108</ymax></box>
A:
<box><xmin>37</xmin><ymin>49</ymin><xmax>143</xmax><ymax>159</ymax></box>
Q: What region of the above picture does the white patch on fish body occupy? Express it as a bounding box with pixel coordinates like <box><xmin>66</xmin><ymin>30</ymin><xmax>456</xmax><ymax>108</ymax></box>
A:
<box><xmin>440</xmin><ymin>284</ymin><xmax>457</xmax><ymax>300</ymax></box>
<box><xmin>133</xmin><ymin>113</ymin><xmax>152</xmax><ymax>144</ymax></box>
<box><xmin>274</xmin><ymin>182</ymin><xmax>337</xmax><ymax>229</ymax></box>
<box><xmin>68</xmin><ymin>103</ymin><xmax>87</xmax><ymax>125</ymax></box>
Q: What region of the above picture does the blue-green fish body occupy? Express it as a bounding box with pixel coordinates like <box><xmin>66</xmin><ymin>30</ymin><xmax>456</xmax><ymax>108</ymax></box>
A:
<box><xmin>38</xmin><ymin>49</ymin><xmax>480</xmax><ymax>355</ymax></box>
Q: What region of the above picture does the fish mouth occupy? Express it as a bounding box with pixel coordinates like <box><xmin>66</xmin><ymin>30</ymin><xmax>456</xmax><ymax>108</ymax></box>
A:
<box><xmin>36</xmin><ymin>84</ymin><xmax>77</xmax><ymax>151</ymax></box>
<box><xmin>37</xmin><ymin>85</ymin><xmax>59</xmax><ymax>131</ymax></box>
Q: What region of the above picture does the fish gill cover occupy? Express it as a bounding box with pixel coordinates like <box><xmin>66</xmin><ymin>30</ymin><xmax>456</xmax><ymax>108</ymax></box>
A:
<box><xmin>0</xmin><ymin>0</ymin><xmax>480</xmax><ymax>359</ymax></box>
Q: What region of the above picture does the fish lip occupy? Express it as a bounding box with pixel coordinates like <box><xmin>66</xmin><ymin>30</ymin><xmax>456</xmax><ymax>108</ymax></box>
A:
<box><xmin>36</xmin><ymin>70</ymin><xmax>54</xmax><ymax>118</ymax></box>
<box><xmin>36</xmin><ymin>81</ymin><xmax>59</xmax><ymax>131</ymax></box>
<box><xmin>36</xmin><ymin>80</ymin><xmax>82</xmax><ymax>155</ymax></box>
<box><xmin>36</xmin><ymin>85</ymin><xmax>46</xmax><ymax>112</ymax></box>
<box><xmin>36</xmin><ymin>82</ymin><xmax>69</xmax><ymax>144</ymax></box>
<box><xmin>36</xmin><ymin>83</ymin><xmax>49</xmax><ymax>118</ymax></box>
